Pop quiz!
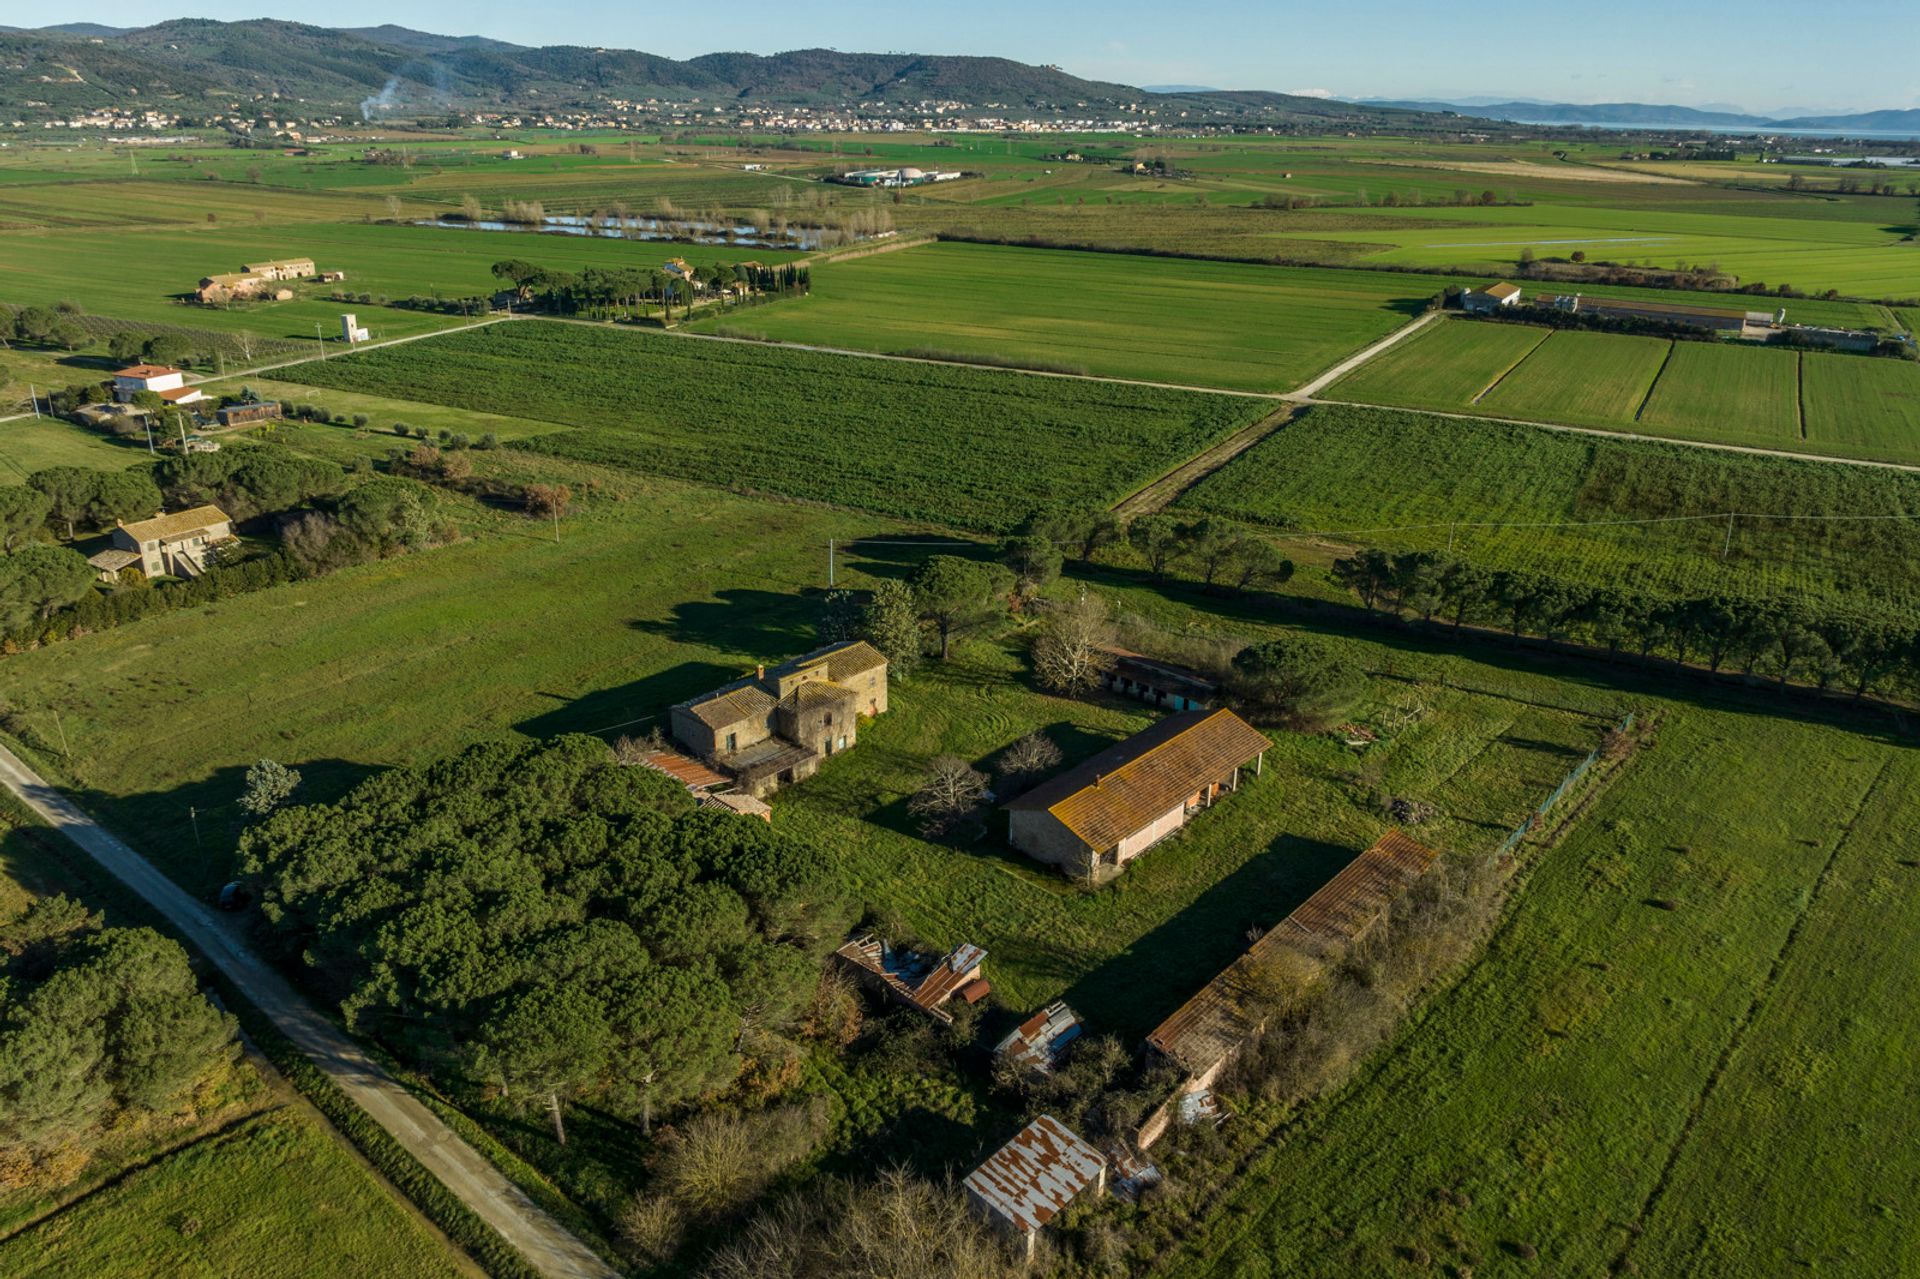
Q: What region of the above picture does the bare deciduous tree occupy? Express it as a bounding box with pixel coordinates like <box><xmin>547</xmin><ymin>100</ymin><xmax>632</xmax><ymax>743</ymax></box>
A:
<box><xmin>907</xmin><ymin>755</ymin><xmax>989</xmax><ymax>837</ymax></box>
<box><xmin>1032</xmin><ymin>591</ymin><xmax>1115</xmax><ymax>695</ymax></box>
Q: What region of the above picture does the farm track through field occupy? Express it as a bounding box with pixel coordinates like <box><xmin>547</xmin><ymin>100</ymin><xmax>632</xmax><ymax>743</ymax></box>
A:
<box><xmin>1286</xmin><ymin>310</ymin><xmax>1442</xmax><ymax>399</ymax></box>
<box><xmin>1796</xmin><ymin>351</ymin><xmax>1809</xmax><ymax>440</ymax></box>
<box><xmin>1633</xmin><ymin>342</ymin><xmax>1679</xmax><ymax>423</ymax></box>
<box><xmin>1469</xmin><ymin>327</ymin><xmax>1553</xmax><ymax>404</ymax></box>
<box><xmin>1111</xmin><ymin>405</ymin><xmax>1300</xmax><ymax>519</ymax></box>
<box><xmin>1610</xmin><ymin>754</ymin><xmax>1899</xmax><ymax>1276</ymax></box>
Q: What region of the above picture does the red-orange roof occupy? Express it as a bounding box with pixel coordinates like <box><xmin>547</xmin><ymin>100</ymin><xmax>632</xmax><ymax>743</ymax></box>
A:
<box><xmin>1005</xmin><ymin>709</ymin><xmax>1270</xmax><ymax>851</ymax></box>
<box><xmin>116</xmin><ymin>364</ymin><xmax>183</xmax><ymax>379</ymax></box>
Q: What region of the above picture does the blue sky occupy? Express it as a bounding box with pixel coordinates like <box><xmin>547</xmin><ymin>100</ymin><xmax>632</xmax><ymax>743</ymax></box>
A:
<box><xmin>58</xmin><ymin>1</ymin><xmax>1920</xmax><ymax>113</ymax></box>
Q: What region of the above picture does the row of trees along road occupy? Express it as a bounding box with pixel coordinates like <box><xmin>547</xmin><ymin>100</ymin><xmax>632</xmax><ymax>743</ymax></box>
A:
<box><xmin>488</xmin><ymin>258</ymin><xmax>810</xmax><ymax>321</ymax></box>
<box><xmin>239</xmin><ymin>735</ymin><xmax>848</xmax><ymax>1144</ymax></box>
<box><xmin>1333</xmin><ymin>546</ymin><xmax>1920</xmax><ymax>699</ymax></box>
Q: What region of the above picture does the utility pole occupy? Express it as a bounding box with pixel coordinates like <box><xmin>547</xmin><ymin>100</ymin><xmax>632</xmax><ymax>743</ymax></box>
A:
<box><xmin>1722</xmin><ymin>512</ymin><xmax>1736</xmax><ymax>560</ymax></box>
<box><xmin>27</xmin><ymin>384</ymin><xmax>40</xmax><ymax>419</ymax></box>
<box><xmin>143</xmin><ymin>417</ymin><xmax>156</xmax><ymax>455</ymax></box>
<box><xmin>51</xmin><ymin>709</ymin><xmax>69</xmax><ymax>758</ymax></box>
<box><xmin>828</xmin><ymin>537</ymin><xmax>835</xmax><ymax>587</ymax></box>
<box><xmin>188</xmin><ymin>806</ymin><xmax>201</xmax><ymax>847</ymax></box>
<box><xmin>315</xmin><ymin>322</ymin><xmax>326</xmax><ymax>360</ymax></box>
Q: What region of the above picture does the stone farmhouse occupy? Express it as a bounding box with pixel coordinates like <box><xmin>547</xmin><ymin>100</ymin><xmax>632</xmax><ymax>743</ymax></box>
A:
<box><xmin>670</xmin><ymin>639</ymin><xmax>888</xmax><ymax>798</ymax></box>
<box><xmin>88</xmin><ymin>504</ymin><xmax>233</xmax><ymax>581</ymax></box>
<box><xmin>195</xmin><ymin>257</ymin><xmax>322</xmax><ymax>304</ymax></box>
<box><xmin>1004</xmin><ymin>708</ymin><xmax>1270</xmax><ymax>880</ymax></box>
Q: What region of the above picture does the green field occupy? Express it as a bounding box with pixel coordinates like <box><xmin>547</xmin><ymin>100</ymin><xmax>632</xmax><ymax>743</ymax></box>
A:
<box><xmin>1477</xmin><ymin>329</ymin><xmax>1672</xmax><ymax>427</ymax></box>
<box><xmin>0</xmin><ymin>1110</ymin><xmax>472</xmax><ymax>1279</ymax></box>
<box><xmin>1638</xmin><ymin>341</ymin><xmax>1803</xmax><ymax>443</ymax></box>
<box><xmin>1329</xmin><ymin>318</ymin><xmax>1920</xmax><ymax>463</ymax></box>
<box><xmin>0</xmin><ymin>220</ymin><xmax>806</xmax><ymax>346</ymax></box>
<box><xmin>1176</xmin><ymin>403</ymin><xmax>1920</xmax><ymax>607</ymax></box>
<box><xmin>276</xmin><ymin>319</ymin><xmax>1266</xmax><ymax>530</ymax></box>
<box><xmin>687</xmin><ymin>241</ymin><xmax>1437</xmax><ymax>392</ymax></box>
<box><xmin>1799</xmin><ymin>351</ymin><xmax>1920</xmax><ymax>460</ymax></box>
<box><xmin>1159</xmin><ymin>714</ymin><xmax>1920</xmax><ymax>1278</ymax></box>
<box><xmin>1330</xmin><ymin>318</ymin><xmax>1548</xmax><ymax>407</ymax></box>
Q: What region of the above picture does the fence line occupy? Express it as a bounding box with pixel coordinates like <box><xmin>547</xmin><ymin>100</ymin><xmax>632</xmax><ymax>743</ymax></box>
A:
<box><xmin>1494</xmin><ymin>711</ymin><xmax>1635</xmax><ymax>860</ymax></box>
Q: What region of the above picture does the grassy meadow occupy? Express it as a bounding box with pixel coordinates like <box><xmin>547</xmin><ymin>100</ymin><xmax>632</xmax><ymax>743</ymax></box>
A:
<box><xmin>0</xmin><ymin>1110</ymin><xmax>474</xmax><ymax>1279</ymax></box>
<box><xmin>277</xmin><ymin>319</ymin><xmax>1268</xmax><ymax>530</ymax></box>
<box><xmin>1638</xmin><ymin>341</ymin><xmax>1803</xmax><ymax>443</ymax></box>
<box><xmin>1157</xmin><ymin>711</ymin><xmax>1920</xmax><ymax>1278</ymax></box>
<box><xmin>688</xmin><ymin>241</ymin><xmax>1436</xmax><ymax>392</ymax></box>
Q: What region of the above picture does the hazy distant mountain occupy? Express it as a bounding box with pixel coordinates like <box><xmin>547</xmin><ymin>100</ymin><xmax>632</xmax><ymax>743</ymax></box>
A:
<box><xmin>1776</xmin><ymin>108</ymin><xmax>1920</xmax><ymax>131</ymax></box>
<box><xmin>1366</xmin><ymin>99</ymin><xmax>1772</xmax><ymax>127</ymax></box>
<box><xmin>1142</xmin><ymin>84</ymin><xmax>1222</xmax><ymax>94</ymax></box>
<box><xmin>0</xmin><ymin>19</ymin><xmax>1447</xmax><ymax>124</ymax></box>
<box><xmin>1363</xmin><ymin>96</ymin><xmax>1920</xmax><ymax>134</ymax></box>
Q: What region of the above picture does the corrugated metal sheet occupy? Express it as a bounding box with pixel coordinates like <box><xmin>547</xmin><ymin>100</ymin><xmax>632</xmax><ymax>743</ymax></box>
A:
<box><xmin>964</xmin><ymin>1115</ymin><xmax>1105</xmax><ymax>1235</ymax></box>
<box><xmin>1005</xmin><ymin>709</ymin><xmax>1270</xmax><ymax>853</ymax></box>
<box><xmin>636</xmin><ymin>749</ymin><xmax>731</xmax><ymax>791</ymax></box>
<box><xmin>1146</xmin><ymin>829</ymin><xmax>1439</xmax><ymax>1073</ymax></box>
<box><xmin>995</xmin><ymin>1001</ymin><xmax>1084</xmax><ymax>1072</ymax></box>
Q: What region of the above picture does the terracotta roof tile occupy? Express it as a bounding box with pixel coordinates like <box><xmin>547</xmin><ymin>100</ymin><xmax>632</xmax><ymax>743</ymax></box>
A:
<box><xmin>1005</xmin><ymin>709</ymin><xmax>1270</xmax><ymax>851</ymax></box>
<box><xmin>118</xmin><ymin>505</ymin><xmax>231</xmax><ymax>544</ymax></box>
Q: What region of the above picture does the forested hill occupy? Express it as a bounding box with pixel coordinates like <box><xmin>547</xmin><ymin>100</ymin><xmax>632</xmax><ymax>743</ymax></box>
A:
<box><xmin>0</xmin><ymin>19</ymin><xmax>1434</xmax><ymax>125</ymax></box>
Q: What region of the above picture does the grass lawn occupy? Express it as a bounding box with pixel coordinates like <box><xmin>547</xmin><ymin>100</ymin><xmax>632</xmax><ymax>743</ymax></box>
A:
<box><xmin>1156</xmin><ymin>709</ymin><xmax>1920</xmax><ymax>1279</ymax></box>
<box><xmin>0</xmin><ymin>417</ymin><xmax>148</xmax><ymax>478</ymax></box>
<box><xmin>1799</xmin><ymin>352</ymin><xmax>1920</xmax><ymax>463</ymax></box>
<box><xmin>686</xmin><ymin>241</ymin><xmax>1437</xmax><ymax>392</ymax></box>
<box><xmin>276</xmin><ymin>320</ymin><xmax>1268</xmax><ymax>531</ymax></box>
<box><xmin>1477</xmin><ymin>329</ymin><xmax>1672</xmax><ymax>428</ymax></box>
<box><xmin>0</xmin><ymin>1110</ymin><xmax>474</xmax><ymax>1279</ymax></box>
<box><xmin>775</xmin><ymin>628</ymin><xmax>1604</xmax><ymax>1039</ymax></box>
<box><xmin>1328</xmin><ymin>317</ymin><xmax>1549</xmax><ymax>407</ymax></box>
<box><xmin>0</xmin><ymin>469</ymin><xmax>912</xmax><ymax>897</ymax></box>
<box><xmin>1176</xmin><ymin>403</ymin><xmax>1920</xmax><ymax>608</ymax></box>
<box><xmin>1635</xmin><ymin>340</ymin><xmax>1803</xmax><ymax>445</ymax></box>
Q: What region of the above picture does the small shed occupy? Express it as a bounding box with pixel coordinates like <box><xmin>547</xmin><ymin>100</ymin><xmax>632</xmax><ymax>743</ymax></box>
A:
<box><xmin>995</xmin><ymin>1001</ymin><xmax>1084</xmax><ymax>1074</ymax></box>
<box><xmin>834</xmin><ymin>935</ymin><xmax>988</xmax><ymax>1023</ymax></box>
<box><xmin>964</xmin><ymin>1115</ymin><xmax>1107</xmax><ymax>1260</ymax></box>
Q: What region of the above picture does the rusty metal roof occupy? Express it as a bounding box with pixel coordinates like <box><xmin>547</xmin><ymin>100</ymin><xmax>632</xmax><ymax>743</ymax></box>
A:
<box><xmin>1004</xmin><ymin>709</ymin><xmax>1270</xmax><ymax>852</ymax></box>
<box><xmin>995</xmin><ymin>1001</ymin><xmax>1083</xmax><ymax>1072</ymax></box>
<box><xmin>911</xmin><ymin>942</ymin><xmax>987</xmax><ymax>1009</ymax></box>
<box><xmin>964</xmin><ymin>1115</ymin><xmax>1105</xmax><ymax>1235</ymax></box>
<box><xmin>834</xmin><ymin>935</ymin><xmax>986</xmax><ymax>1021</ymax></box>
<box><xmin>637</xmin><ymin>749</ymin><xmax>731</xmax><ymax>791</ymax></box>
<box><xmin>1146</xmin><ymin>829</ymin><xmax>1439</xmax><ymax>1073</ymax></box>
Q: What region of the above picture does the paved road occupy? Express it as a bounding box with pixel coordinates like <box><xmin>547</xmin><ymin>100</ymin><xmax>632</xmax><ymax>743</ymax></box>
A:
<box><xmin>0</xmin><ymin>742</ymin><xmax>617</xmax><ymax>1279</ymax></box>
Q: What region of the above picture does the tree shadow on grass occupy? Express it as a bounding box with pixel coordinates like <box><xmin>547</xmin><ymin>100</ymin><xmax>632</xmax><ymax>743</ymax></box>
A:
<box><xmin>838</xmin><ymin>535</ymin><xmax>991</xmax><ymax>585</ymax></box>
<box><xmin>51</xmin><ymin>758</ymin><xmax>382</xmax><ymax>902</ymax></box>
<box><xmin>1058</xmin><ymin>833</ymin><xmax>1355</xmax><ymax>1043</ymax></box>
<box><xmin>515</xmin><ymin>660</ymin><xmax>742</xmax><ymax>741</ymax></box>
<box><xmin>626</xmin><ymin>587</ymin><xmax>821</xmax><ymax>658</ymax></box>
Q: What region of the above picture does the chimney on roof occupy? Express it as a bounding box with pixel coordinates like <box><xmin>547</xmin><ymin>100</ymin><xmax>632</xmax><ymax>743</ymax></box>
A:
<box><xmin>755</xmin><ymin>664</ymin><xmax>765</xmax><ymax>681</ymax></box>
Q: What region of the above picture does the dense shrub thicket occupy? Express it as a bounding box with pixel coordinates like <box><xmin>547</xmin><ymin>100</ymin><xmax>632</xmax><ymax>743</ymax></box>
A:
<box><xmin>0</xmin><ymin>895</ymin><xmax>239</xmax><ymax>1188</ymax></box>
<box><xmin>239</xmin><ymin>736</ymin><xmax>849</xmax><ymax>1140</ymax></box>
